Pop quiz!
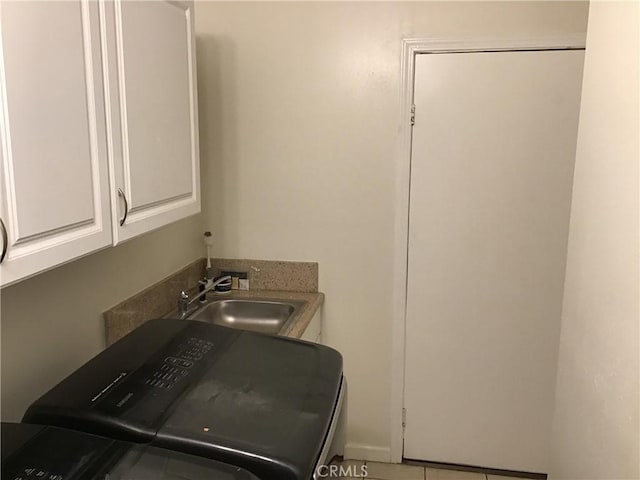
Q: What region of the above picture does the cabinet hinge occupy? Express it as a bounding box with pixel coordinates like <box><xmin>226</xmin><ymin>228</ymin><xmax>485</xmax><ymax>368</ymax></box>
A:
<box><xmin>410</xmin><ymin>104</ymin><xmax>415</xmax><ymax>126</ymax></box>
<box><xmin>402</xmin><ymin>408</ymin><xmax>407</xmax><ymax>430</ymax></box>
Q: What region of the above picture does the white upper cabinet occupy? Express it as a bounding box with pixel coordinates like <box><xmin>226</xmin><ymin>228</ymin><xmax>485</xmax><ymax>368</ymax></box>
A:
<box><xmin>0</xmin><ymin>0</ymin><xmax>201</xmax><ymax>286</ymax></box>
<box><xmin>100</xmin><ymin>0</ymin><xmax>200</xmax><ymax>244</ymax></box>
<box><xmin>0</xmin><ymin>1</ymin><xmax>112</xmax><ymax>287</ymax></box>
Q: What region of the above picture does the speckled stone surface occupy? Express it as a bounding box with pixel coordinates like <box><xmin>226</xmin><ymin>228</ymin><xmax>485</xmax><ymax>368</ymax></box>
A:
<box><xmin>104</xmin><ymin>258</ymin><xmax>321</xmax><ymax>345</ymax></box>
<box><xmin>210</xmin><ymin>258</ymin><xmax>318</xmax><ymax>292</ymax></box>
<box><xmin>104</xmin><ymin>259</ymin><xmax>205</xmax><ymax>345</ymax></box>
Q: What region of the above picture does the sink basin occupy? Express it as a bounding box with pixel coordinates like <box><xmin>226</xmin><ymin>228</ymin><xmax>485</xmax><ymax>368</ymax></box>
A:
<box><xmin>187</xmin><ymin>298</ymin><xmax>306</xmax><ymax>334</ymax></box>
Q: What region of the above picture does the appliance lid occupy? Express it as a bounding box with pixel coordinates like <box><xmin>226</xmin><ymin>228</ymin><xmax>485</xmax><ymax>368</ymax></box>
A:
<box><xmin>23</xmin><ymin>319</ymin><xmax>343</xmax><ymax>480</ymax></box>
<box><xmin>23</xmin><ymin>319</ymin><xmax>245</xmax><ymax>443</ymax></box>
<box><xmin>155</xmin><ymin>327</ymin><xmax>343</xmax><ymax>480</ymax></box>
<box><xmin>1</xmin><ymin>422</ymin><xmax>260</xmax><ymax>480</ymax></box>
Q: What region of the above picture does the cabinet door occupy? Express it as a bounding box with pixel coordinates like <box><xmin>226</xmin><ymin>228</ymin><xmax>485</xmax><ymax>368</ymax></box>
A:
<box><xmin>100</xmin><ymin>0</ymin><xmax>200</xmax><ymax>244</ymax></box>
<box><xmin>0</xmin><ymin>0</ymin><xmax>112</xmax><ymax>287</ymax></box>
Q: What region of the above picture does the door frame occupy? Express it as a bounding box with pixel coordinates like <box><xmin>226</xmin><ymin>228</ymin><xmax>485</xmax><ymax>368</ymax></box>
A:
<box><xmin>390</xmin><ymin>35</ymin><xmax>586</xmax><ymax>463</ymax></box>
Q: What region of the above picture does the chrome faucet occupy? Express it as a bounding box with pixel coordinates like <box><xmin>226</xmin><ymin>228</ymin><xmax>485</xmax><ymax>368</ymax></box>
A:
<box><xmin>178</xmin><ymin>275</ymin><xmax>231</xmax><ymax>319</ymax></box>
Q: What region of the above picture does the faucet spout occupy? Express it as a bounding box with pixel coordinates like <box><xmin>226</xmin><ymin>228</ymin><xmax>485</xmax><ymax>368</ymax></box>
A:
<box><xmin>177</xmin><ymin>275</ymin><xmax>232</xmax><ymax>319</ymax></box>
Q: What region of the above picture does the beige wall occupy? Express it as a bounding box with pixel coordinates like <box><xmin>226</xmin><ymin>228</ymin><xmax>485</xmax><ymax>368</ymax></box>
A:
<box><xmin>550</xmin><ymin>2</ymin><xmax>640</xmax><ymax>479</ymax></box>
<box><xmin>195</xmin><ymin>1</ymin><xmax>589</xmax><ymax>459</ymax></box>
<box><xmin>0</xmin><ymin>215</ymin><xmax>203</xmax><ymax>421</ymax></box>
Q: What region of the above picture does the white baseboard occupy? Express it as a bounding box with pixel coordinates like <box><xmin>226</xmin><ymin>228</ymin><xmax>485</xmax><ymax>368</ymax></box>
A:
<box><xmin>344</xmin><ymin>443</ymin><xmax>392</xmax><ymax>463</ymax></box>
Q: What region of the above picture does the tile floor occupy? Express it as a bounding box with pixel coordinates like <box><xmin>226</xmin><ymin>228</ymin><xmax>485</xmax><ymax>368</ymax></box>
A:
<box><xmin>330</xmin><ymin>459</ymin><xmax>525</xmax><ymax>480</ymax></box>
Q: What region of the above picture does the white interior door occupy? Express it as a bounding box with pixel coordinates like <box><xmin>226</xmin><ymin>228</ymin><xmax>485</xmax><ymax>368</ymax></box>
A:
<box><xmin>404</xmin><ymin>50</ymin><xmax>584</xmax><ymax>472</ymax></box>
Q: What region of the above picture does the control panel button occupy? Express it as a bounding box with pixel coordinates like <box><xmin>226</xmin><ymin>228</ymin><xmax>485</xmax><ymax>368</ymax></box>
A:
<box><xmin>13</xmin><ymin>469</ymin><xmax>62</xmax><ymax>480</ymax></box>
<box><xmin>140</xmin><ymin>338</ymin><xmax>216</xmax><ymax>390</ymax></box>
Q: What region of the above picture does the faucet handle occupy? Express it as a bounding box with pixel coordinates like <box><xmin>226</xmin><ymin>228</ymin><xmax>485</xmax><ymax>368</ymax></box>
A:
<box><xmin>178</xmin><ymin>290</ymin><xmax>190</xmax><ymax>318</ymax></box>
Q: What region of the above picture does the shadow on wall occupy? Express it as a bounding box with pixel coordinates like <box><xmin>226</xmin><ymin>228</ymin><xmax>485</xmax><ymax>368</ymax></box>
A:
<box><xmin>197</xmin><ymin>34</ymin><xmax>239</xmax><ymax>255</ymax></box>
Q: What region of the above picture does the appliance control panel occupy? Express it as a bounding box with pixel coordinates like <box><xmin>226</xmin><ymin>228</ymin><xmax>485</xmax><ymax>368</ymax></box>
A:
<box><xmin>143</xmin><ymin>338</ymin><xmax>214</xmax><ymax>390</ymax></box>
<box><xmin>8</xmin><ymin>467</ymin><xmax>63</xmax><ymax>480</ymax></box>
<box><xmin>90</xmin><ymin>325</ymin><xmax>235</xmax><ymax>429</ymax></box>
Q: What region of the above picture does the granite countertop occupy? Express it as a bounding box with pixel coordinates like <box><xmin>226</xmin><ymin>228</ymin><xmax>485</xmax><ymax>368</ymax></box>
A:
<box><xmin>166</xmin><ymin>289</ymin><xmax>324</xmax><ymax>339</ymax></box>
<box><xmin>104</xmin><ymin>258</ymin><xmax>323</xmax><ymax>346</ymax></box>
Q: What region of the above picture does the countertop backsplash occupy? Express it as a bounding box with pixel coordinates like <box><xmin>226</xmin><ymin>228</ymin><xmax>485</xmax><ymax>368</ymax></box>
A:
<box><xmin>209</xmin><ymin>258</ymin><xmax>318</xmax><ymax>293</ymax></box>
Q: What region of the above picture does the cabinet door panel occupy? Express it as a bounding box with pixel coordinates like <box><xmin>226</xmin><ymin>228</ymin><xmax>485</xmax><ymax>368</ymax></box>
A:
<box><xmin>103</xmin><ymin>0</ymin><xmax>200</xmax><ymax>244</ymax></box>
<box><xmin>0</xmin><ymin>0</ymin><xmax>111</xmax><ymax>287</ymax></box>
<box><xmin>121</xmin><ymin>1</ymin><xmax>193</xmax><ymax>208</ymax></box>
<box><xmin>3</xmin><ymin>1</ymin><xmax>95</xmax><ymax>239</ymax></box>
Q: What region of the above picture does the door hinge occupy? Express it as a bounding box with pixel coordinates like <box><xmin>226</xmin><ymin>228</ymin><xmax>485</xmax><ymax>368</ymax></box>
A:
<box><xmin>410</xmin><ymin>104</ymin><xmax>415</xmax><ymax>126</ymax></box>
<box><xmin>402</xmin><ymin>408</ymin><xmax>407</xmax><ymax>430</ymax></box>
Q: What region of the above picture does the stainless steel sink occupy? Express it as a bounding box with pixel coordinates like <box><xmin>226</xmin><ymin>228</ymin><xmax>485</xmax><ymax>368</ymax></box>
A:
<box><xmin>187</xmin><ymin>298</ymin><xmax>306</xmax><ymax>334</ymax></box>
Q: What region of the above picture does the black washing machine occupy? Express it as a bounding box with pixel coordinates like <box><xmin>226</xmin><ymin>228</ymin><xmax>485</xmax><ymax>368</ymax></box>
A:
<box><xmin>2</xmin><ymin>422</ymin><xmax>260</xmax><ymax>480</ymax></box>
<box><xmin>23</xmin><ymin>319</ymin><xmax>345</xmax><ymax>480</ymax></box>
